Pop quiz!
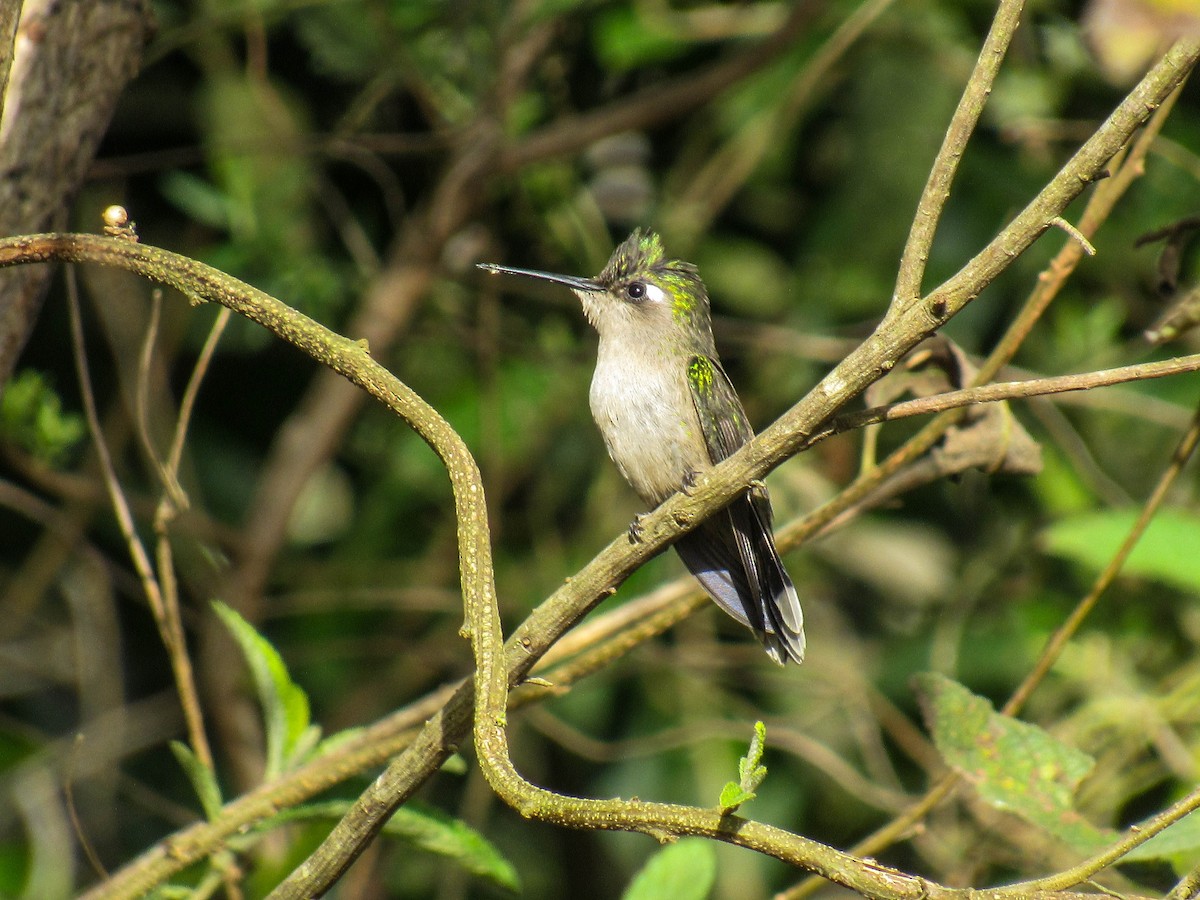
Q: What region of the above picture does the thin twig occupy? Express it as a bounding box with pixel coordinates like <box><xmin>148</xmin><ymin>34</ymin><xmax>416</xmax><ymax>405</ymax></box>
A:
<box><xmin>165</xmin><ymin>305</ymin><xmax>231</xmax><ymax>496</ymax></box>
<box><xmin>890</xmin><ymin>0</ymin><xmax>1026</xmax><ymax>311</ymax></box>
<box><xmin>130</xmin><ymin>285</ymin><xmax>221</xmax><ymax>772</ymax></box>
<box><xmin>1001</xmin><ymin>398</ymin><xmax>1200</xmax><ymax>718</ymax></box>
<box><xmin>827</xmin><ymin>353</ymin><xmax>1200</xmax><ymax>434</ymax></box>
<box><xmin>66</xmin><ymin>734</ymin><xmax>109</xmax><ymax>880</ymax></box>
<box><xmin>1049</xmin><ymin>216</ymin><xmax>1096</xmax><ymax>255</ymax></box>
<box><xmin>65</xmin><ymin>268</ymin><xmax>215</xmax><ymax>774</ymax></box>
<box><xmin>133</xmin><ymin>288</ymin><xmax>169</xmax><ymax>490</ymax></box>
<box><xmin>149</xmin><ymin>305</ymin><xmax>232</xmax><ymax>777</ymax></box>
<box><xmin>780</xmin><ymin>63</ymin><xmax>1195</xmax><ymax>900</ymax></box>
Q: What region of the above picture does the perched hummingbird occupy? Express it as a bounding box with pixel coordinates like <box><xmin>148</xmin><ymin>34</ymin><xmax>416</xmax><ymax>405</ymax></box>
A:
<box><xmin>479</xmin><ymin>229</ymin><xmax>805</xmax><ymax>664</ymax></box>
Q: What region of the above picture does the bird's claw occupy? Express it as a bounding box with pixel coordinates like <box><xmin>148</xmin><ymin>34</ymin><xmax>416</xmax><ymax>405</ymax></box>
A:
<box><xmin>628</xmin><ymin>514</ymin><xmax>647</xmax><ymax>544</ymax></box>
<box><xmin>681</xmin><ymin>469</ymin><xmax>701</xmax><ymax>495</ymax></box>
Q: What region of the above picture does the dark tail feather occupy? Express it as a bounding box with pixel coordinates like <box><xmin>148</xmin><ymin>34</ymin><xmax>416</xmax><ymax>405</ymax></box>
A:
<box><xmin>674</xmin><ymin>495</ymin><xmax>805</xmax><ymax>665</ymax></box>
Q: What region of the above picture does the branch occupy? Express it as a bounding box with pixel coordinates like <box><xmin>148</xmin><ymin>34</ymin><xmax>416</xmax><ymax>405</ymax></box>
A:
<box><xmin>890</xmin><ymin>0</ymin><xmax>1026</xmax><ymax>311</ymax></box>
<box><xmin>5</xmin><ymin>41</ymin><xmax>1197</xmax><ymax>895</ymax></box>
<box><xmin>501</xmin><ymin>1</ymin><xmax>821</xmax><ymax>169</ymax></box>
<box><xmin>827</xmin><ymin>353</ymin><xmax>1200</xmax><ymax>434</ymax></box>
<box><xmin>782</xmin><ymin>53</ymin><xmax>1195</xmax><ymax>900</ymax></box>
<box><xmin>0</xmin><ymin>0</ymin><xmax>154</xmax><ymax>387</ymax></box>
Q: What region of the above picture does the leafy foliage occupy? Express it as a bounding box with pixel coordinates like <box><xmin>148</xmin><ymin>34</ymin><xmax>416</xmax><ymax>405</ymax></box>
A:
<box><xmin>213</xmin><ymin>601</ymin><xmax>321</xmax><ymax>781</ymax></box>
<box><xmin>263</xmin><ymin>801</ymin><xmax>521</xmax><ymax>892</ymax></box>
<box><xmin>917</xmin><ymin>673</ymin><xmax>1200</xmax><ymax>864</ymax></box>
<box><xmin>1042</xmin><ymin>507</ymin><xmax>1200</xmax><ymax>593</ymax></box>
<box><xmin>0</xmin><ymin>370</ymin><xmax>84</xmax><ymax>464</ymax></box>
<box><xmin>621</xmin><ymin>838</ymin><xmax>716</xmax><ymax>900</ymax></box>
<box><xmin>2</xmin><ymin>0</ymin><xmax>1199</xmax><ymax>897</ymax></box>
<box><xmin>914</xmin><ymin>673</ymin><xmax>1110</xmax><ymax>855</ymax></box>
<box><xmin>718</xmin><ymin>720</ymin><xmax>769</xmax><ymax>813</ymax></box>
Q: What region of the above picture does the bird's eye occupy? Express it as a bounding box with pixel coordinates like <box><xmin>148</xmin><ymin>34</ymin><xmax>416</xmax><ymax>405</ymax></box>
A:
<box><xmin>625</xmin><ymin>282</ymin><xmax>646</xmax><ymax>300</ymax></box>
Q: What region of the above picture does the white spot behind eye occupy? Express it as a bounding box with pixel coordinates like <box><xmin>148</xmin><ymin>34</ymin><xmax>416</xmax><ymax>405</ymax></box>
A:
<box><xmin>644</xmin><ymin>284</ymin><xmax>667</xmax><ymax>304</ymax></box>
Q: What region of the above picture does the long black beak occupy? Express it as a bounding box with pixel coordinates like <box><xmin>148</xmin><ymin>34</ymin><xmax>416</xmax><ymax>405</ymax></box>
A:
<box><xmin>477</xmin><ymin>263</ymin><xmax>603</xmax><ymax>293</ymax></box>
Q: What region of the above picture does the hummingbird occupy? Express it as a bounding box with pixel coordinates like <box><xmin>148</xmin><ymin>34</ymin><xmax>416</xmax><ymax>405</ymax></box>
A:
<box><xmin>478</xmin><ymin>229</ymin><xmax>805</xmax><ymax>664</ymax></box>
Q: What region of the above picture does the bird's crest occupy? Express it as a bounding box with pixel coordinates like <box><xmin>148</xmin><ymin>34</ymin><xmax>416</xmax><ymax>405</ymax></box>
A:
<box><xmin>599</xmin><ymin>229</ymin><xmax>708</xmax><ymax>325</ymax></box>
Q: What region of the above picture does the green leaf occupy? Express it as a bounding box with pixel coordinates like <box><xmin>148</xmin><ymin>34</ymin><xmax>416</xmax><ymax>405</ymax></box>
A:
<box><xmin>440</xmin><ymin>752</ymin><xmax>468</xmax><ymax>775</ymax></box>
<box><xmin>593</xmin><ymin>6</ymin><xmax>689</xmax><ymax>71</ymax></box>
<box><xmin>717</xmin><ymin>782</ymin><xmax>755</xmax><ymax>811</ymax></box>
<box><xmin>168</xmin><ymin>741</ymin><xmax>223</xmax><ymax>821</ymax></box>
<box><xmin>621</xmin><ymin>838</ymin><xmax>715</xmax><ymax>900</ymax></box>
<box><xmin>0</xmin><ymin>370</ymin><xmax>85</xmax><ymax>465</ymax></box>
<box><xmin>914</xmin><ymin>673</ymin><xmax>1110</xmax><ymax>854</ymax></box>
<box><xmin>263</xmin><ymin>801</ymin><xmax>520</xmax><ymax>892</ymax></box>
<box><xmin>916</xmin><ymin>675</ymin><xmax>1200</xmax><ymax>862</ymax></box>
<box><xmin>212</xmin><ymin>601</ymin><xmax>318</xmax><ymax>780</ymax></box>
<box><xmin>383</xmin><ymin>803</ymin><xmax>519</xmax><ymax>892</ymax></box>
<box><xmin>718</xmin><ymin>721</ymin><xmax>768</xmax><ymax>813</ymax></box>
<box><xmin>1041</xmin><ymin>508</ymin><xmax>1200</xmax><ymax>593</ymax></box>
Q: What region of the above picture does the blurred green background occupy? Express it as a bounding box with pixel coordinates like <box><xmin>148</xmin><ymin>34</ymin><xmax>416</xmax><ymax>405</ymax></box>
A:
<box><xmin>2</xmin><ymin>0</ymin><xmax>1199</xmax><ymax>897</ymax></box>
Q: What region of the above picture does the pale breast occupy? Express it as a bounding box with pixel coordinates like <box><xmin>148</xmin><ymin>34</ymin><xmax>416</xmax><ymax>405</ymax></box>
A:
<box><xmin>588</xmin><ymin>344</ymin><xmax>710</xmax><ymax>505</ymax></box>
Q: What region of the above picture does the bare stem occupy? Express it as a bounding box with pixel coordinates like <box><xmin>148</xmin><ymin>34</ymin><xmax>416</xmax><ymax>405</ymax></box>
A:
<box><xmin>1001</xmin><ymin>399</ymin><xmax>1200</xmax><ymax>718</ymax></box>
<box><xmin>828</xmin><ymin>353</ymin><xmax>1200</xmax><ymax>433</ymax></box>
<box><xmin>65</xmin><ymin>268</ymin><xmax>214</xmax><ymax>772</ymax></box>
<box><xmin>890</xmin><ymin>0</ymin><xmax>1026</xmax><ymax>311</ymax></box>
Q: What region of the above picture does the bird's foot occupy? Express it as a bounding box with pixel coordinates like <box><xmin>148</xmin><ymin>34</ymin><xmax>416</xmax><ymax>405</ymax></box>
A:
<box><xmin>681</xmin><ymin>469</ymin><xmax>701</xmax><ymax>495</ymax></box>
<box><xmin>628</xmin><ymin>513</ymin><xmax>647</xmax><ymax>544</ymax></box>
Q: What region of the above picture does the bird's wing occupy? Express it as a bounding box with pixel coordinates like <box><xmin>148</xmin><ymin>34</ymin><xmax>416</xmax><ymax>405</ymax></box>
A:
<box><xmin>685</xmin><ymin>355</ymin><xmax>753</xmax><ymax>464</ymax></box>
<box><xmin>682</xmin><ymin>356</ymin><xmax>805</xmax><ymax>664</ymax></box>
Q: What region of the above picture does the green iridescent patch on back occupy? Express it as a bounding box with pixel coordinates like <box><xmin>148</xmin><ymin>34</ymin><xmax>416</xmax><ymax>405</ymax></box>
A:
<box><xmin>688</xmin><ymin>355</ymin><xmax>715</xmax><ymax>396</ymax></box>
